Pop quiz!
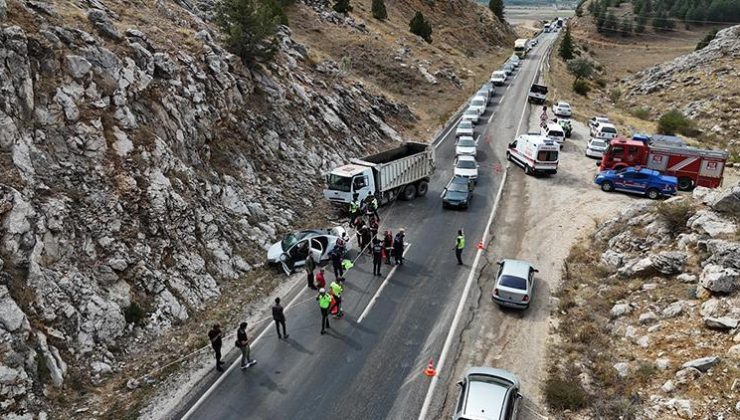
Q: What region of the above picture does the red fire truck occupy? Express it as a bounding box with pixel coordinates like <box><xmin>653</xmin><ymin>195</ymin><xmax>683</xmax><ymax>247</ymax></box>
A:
<box><xmin>598</xmin><ymin>138</ymin><xmax>728</xmax><ymax>190</ymax></box>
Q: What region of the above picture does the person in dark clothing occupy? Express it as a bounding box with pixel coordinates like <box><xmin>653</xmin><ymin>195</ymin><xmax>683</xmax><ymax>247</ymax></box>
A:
<box><xmin>383</xmin><ymin>230</ymin><xmax>393</xmax><ymax>264</ymax></box>
<box><xmin>208</xmin><ymin>324</ymin><xmax>225</xmax><ymax>372</ymax></box>
<box><xmin>394</xmin><ymin>229</ymin><xmax>405</xmax><ymax>265</ymax></box>
<box><xmin>361</xmin><ymin>224</ymin><xmax>372</xmax><ymax>254</ymax></box>
<box><xmin>272</xmin><ymin>298</ymin><xmax>288</xmax><ymax>339</ymax></box>
<box><xmin>330</xmin><ymin>249</ymin><xmax>344</xmax><ymax>278</ymax></box>
<box><xmin>369</xmin><ymin>216</ymin><xmax>379</xmax><ymax>242</ymax></box>
<box><xmin>236</xmin><ymin>322</ymin><xmax>256</xmax><ymax>369</ymax></box>
<box><xmin>305</xmin><ymin>255</ymin><xmax>317</xmax><ymax>290</ymax></box>
<box><xmin>372</xmin><ymin>238</ymin><xmax>383</xmax><ymax>276</ymax></box>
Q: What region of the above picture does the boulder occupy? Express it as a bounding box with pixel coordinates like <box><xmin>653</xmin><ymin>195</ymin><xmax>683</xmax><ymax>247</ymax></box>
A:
<box><xmin>704</xmin><ymin>317</ymin><xmax>739</xmax><ymax>330</ymax></box>
<box><xmin>618</xmin><ymin>257</ymin><xmax>654</xmax><ymax>277</ymax></box>
<box><xmin>675</xmin><ymin>367</ymin><xmax>701</xmax><ymax>384</ymax></box>
<box><xmin>639</xmin><ymin>311</ymin><xmax>658</xmax><ymax>324</ymax></box>
<box><xmin>0</xmin><ymin>286</ymin><xmax>28</xmax><ymax>332</ymax></box>
<box><xmin>601</xmin><ymin>249</ymin><xmax>624</xmax><ymax>269</ymax></box>
<box><xmin>688</xmin><ymin>210</ymin><xmax>737</xmax><ymax>238</ymax></box>
<box><xmin>705</xmin><ymin>240</ymin><xmax>740</xmax><ymax>270</ymax></box>
<box><xmin>728</xmin><ymin>344</ymin><xmax>740</xmax><ymax>358</ymax></box>
<box><xmin>87</xmin><ymin>9</ymin><xmax>121</xmax><ymax>40</ymax></box>
<box><xmin>651</xmin><ymin>251</ymin><xmax>686</xmax><ymax>275</ymax></box>
<box><xmin>91</xmin><ymin>361</ymin><xmax>112</xmax><ymax>374</ymax></box>
<box><xmin>611</xmin><ymin>303</ymin><xmax>633</xmax><ymax>318</ymax></box>
<box><xmin>661</xmin><ymin>379</ymin><xmax>675</xmax><ymax>393</ymax></box>
<box><xmin>710</xmin><ymin>184</ymin><xmax>740</xmax><ymax>214</ymax></box>
<box><xmin>64</xmin><ymin>55</ymin><xmax>92</xmax><ymax>79</ymax></box>
<box><xmin>700</xmin><ymin>264</ymin><xmax>739</xmax><ymax>293</ymax></box>
<box><xmin>692</xmin><ymin>186</ymin><xmax>719</xmax><ymax>203</ymax></box>
<box><xmin>655</xmin><ymin>358</ymin><xmax>671</xmax><ymax>370</ymax></box>
<box><xmin>0</xmin><ymin>0</ymin><xmax>6</xmax><ymax>20</ymax></box>
<box><xmin>637</xmin><ymin>335</ymin><xmax>650</xmax><ymax>348</ymax></box>
<box><xmin>681</xmin><ymin>356</ymin><xmax>720</xmax><ymax>372</ymax></box>
<box><xmin>613</xmin><ymin>362</ymin><xmax>630</xmax><ymax>378</ymax></box>
<box><xmin>676</xmin><ymin>273</ymin><xmax>697</xmax><ymax>283</ymax></box>
<box><xmin>662</xmin><ymin>301</ymin><xmax>684</xmax><ymax>318</ymax></box>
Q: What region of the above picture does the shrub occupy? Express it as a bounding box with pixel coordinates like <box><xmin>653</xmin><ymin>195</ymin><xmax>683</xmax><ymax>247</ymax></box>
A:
<box><xmin>573</xmin><ymin>79</ymin><xmax>590</xmax><ymax>96</ymax></box>
<box><xmin>333</xmin><ymin>0</ymin><xmax>352</xmax><ymax>14</ymax></box>
<box><xmin>409</xmin><ymin>11</ymin><xmax>433</xmax><ymax>43</ymax></box>
<box><xmin>488</xmin><ymin>0</ymin><xmax>504</xmax><ymax>21</ymax></box>
<box><xmin>593</xmin><ymin>398</ymin><xmax>641</xmax><ymax>419</ymax></box>
<box><xmin>657</xmin><ymin>109</ymin><xmax>696</xmax><ymax>136</ymax></box>
<box><xmin>595</xmin><ymin>78</ymin><xmax>607</xmax><ymax>88</ymax></box>
<box><xmin>559</xmin><ymin>25</ymin><xmax>575</xmax><ymax>60</ymax></box>
<box><xmin>544</xmin><ymin>376</ymin><xmax>589</xmax><ymax>410</ymax></box>
<box><xmin>631</xmin><ymin>106</ymin><xmax>650</xmax><ymax>120</ymax></box>
<box><xmin>371</xmin><ymin>0</ymin><xmax>387</xmax><ymax>20</ymax></box>
<box><xmin>214</xmin><ymin>0</ymin><xmax>284</xmax><ymax>64</ymax></box>
<box><xmin>124</xmin><ymin>302</ymin><xmax>147</xmax><ymax>326</ymax></box>
<box><xmin>567</xmin><ymin>57</ymin><xmax>594</xmax><ymax>81</ymax></box>
<box><xmin>634</xmin><ymin>361</ymin><xmax>657</xmax><ymax>384</ymax></box>
<box><xmin>609</xmin><ymin>88</ymin><xmax>622</xmax><ymax>103</ymax></box>
<box><xmin>696</xmin><ymin>29</ymin><xmax>718</xmax><ymax>51</ymax></box>
<box><xmin>656</xmin><ymin>200</ymin><xmax>695</xmax><ymax>235</ymax></box>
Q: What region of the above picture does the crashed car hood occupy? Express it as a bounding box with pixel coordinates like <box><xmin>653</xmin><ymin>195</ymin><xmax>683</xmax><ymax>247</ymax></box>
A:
<box><xmin>267</xmin><ymin>242</ymin><xmax>284</xmax><ymax>263</ymax></box>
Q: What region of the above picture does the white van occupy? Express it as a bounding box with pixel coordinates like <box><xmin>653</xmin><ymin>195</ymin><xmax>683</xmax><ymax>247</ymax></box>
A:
<box><xmin>542</xmin><ymin>122</ymin><xmax>565</xmax><ymax>143</ymax></box>
<box><xmin>506</xmin><ymin>133</ymin><xmax>559</xmax><ymax>175</ymax></box>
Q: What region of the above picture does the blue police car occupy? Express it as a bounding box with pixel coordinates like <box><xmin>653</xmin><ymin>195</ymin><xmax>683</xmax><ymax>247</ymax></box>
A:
<box><xmin>595</xmin><ymin>167</ymin><xmax>678</xmax><ymax>199</ymax></box>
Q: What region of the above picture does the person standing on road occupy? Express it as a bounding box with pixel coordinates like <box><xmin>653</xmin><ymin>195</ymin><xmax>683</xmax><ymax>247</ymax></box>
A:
<box><xmin>236</xmin><ymin>322</ymin><xmax>257</xmax><ymax>369</ymax></box>
<box><xmin>317</xmin><ymin>288</ymin><xmax>332</xmax><ymax>334</ymax></box>
<box><xmin>349</xmin><ymin>195</ymin><xmax>360</xmax><ymax>226</ymax></box>
<box><xmin>305</xmin><ymin>255</ymin><xmax>316</xmax><ymax>290</ymax></box>
<box><xmin>372</xmin><ymin>238</ymin><xmax>383</xmax><ymax>276</ymax></box>
<box><xmin>331</xmin><ymin>249</ymin><xmax>344</xmax><ymax>279</ymax></box>
<box><xmin>455</xmin><ymin>229</ymin><xmax>465</xmax><ymax>265</ymax></box>
<box><xmin>315</xmin><ymin>267</ymin><xmax>326</xmax><ymax>290</ymax></box>
<box><xmin>369</xmin><ymin>194</ymin><xmax>379</xmax><ymax>220</ymax></box>
<box><xmin>208</xmin><ymin>324</ymin><xmax>225</xmax><ymax>372</ymax></box>
<box><xmin>272</xmin><ymin>298</ymin><xmax>289</xmax><ymax>339</ymax></box>
<box><xmin>394</xmin><ymin>229</ymin><xmax>405</xmax><ymax>265</ymax></box>
<box><xmin>369</xmin><ymin>215</ymin><xmax>379</xmax><ymax>243</ymax></box>
<box><xmin>383</xmin><ymin>230</ymin><xmax>393</xmax><ymax>265</ymax></box>
<box><xmin>330</xmin><ymin>278</ymin><xmax>344</xmax><ymax>318</ymax></box>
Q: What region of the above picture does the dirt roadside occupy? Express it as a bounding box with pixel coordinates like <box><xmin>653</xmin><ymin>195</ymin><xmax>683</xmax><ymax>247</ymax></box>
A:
<box><xmin>437</xmin><ymin>110</ymin><xmax>635</xmax><ymax>419</ymax></box>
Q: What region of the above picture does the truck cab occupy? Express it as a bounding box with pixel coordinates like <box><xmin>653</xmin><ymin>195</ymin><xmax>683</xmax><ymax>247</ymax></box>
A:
<box><xmin>324</xmin><ymin>164</ymin><xmax>376</xmax><ymax>205</ymax></box>
<box><xmin>598</xmin><ymin>138</ymin><xmax>648</xmax><ymax>171</ymax></box>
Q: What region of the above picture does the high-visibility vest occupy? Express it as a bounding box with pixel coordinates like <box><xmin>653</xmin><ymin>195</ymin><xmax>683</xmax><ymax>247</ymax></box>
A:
<box><xmin>318</xmin><ymin>293</ymin><xmax>332</xmax><ymax>309</ymax></box>
<box><xmin>350</xmin><ymin>201</ymin><xmax>359</xmax><ymax>213</ymax></box>
<box><xmin>456</xmin><ymin>235</ymin><xmax>465</xmax><ymax>249</ymax></box>
<box><xmin>330</xmin><ymin>281</ymin><xmax>343</xmax><ymax>297</ymax></box>
<box><xmin>371</xmin><ymin>198</ymin><xmax>378</xmax><ymax>209</ymax></box>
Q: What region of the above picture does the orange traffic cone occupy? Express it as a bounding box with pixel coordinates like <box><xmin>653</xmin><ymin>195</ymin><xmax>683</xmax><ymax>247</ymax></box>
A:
<box><xmin>424</xmin><ymin>359</ymin><xmax>437</xmax><ymax>377</ymax></box>
<box><xmin>476</xmin><ymin>240</ymin><xmax>484</xmax><ymax>250</ymax></box>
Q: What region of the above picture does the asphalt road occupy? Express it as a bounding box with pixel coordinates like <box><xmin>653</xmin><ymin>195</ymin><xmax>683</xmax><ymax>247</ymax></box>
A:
<box><xmin>179</xmin><ymin>33</ymin><xmax>557</xmax><ymax>420</ymax></box>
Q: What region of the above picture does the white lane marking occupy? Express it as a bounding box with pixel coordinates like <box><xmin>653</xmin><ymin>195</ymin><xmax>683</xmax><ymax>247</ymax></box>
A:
<box><xmin>417</xmin><ymin>168</ymin><xmax>509</xmax><ymax>420</ymax></box>
<box><xmin>487</xmin><ymin>111</ymin><xmax>496</xmax><ymax>125</ymax></box>
<box><xmin>181</xmin><ymin>283</ymin><xmax>308</xmax><ymax>419</ymax></box>
<box><xmin>433</xmin><ymin>114</ymin><xmax>462</xmax><ymax>150</ymax></box>
<box><xmin>506</xmin><ymin>84</ymin><xmax>511</xmax><ymax>91</ymax></box>
<box><xmin>516</xmin><ymin>41</ymin><xmax>551</xmax><ymax>137</ymax></box>
<box><xmin>357</xmin><ymin>243</ymin><xmax>413</xmax><ymax>324</ymax></box>
<box><xmin>499</xmin><ymin>94</ymin><xmax>506</xmax><ymax>103</ymax></box>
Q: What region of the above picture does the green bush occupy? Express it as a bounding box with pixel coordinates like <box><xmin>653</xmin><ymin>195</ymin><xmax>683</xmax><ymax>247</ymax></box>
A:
<box><xmin>214</xmin><ymin>0</ymin><xmax>284</xmax><ymax>64</ymax></box>
<box><xmin>696</xmin><ymin>29</ymin><xmax>718</xmax><ymax>51</ymax></box>
<box><xmin>333</xmin><ymin>0</ymin><xmax>352</xmax><ymax>14</ymax></box>
<box><xmin>656</xmin><ymin>200</ymin><xmax>695</xmax><ymax>235</ymax></box>
<box><xmin>609</xmin><ymin>88</ymin><xmax>622</xmax><ymax>103</ymax></box>
<box><xmin>567</xmin><ymin>57</ymin><xmax>594</xmax><ymax>81</ymax></box>
<box><xmin>371</xmin><ymin>0</ymin><xmax>387</xmax><ymax>20</ymax></box>
<box><xmin>593</xmin><ymin>398</ymin><xmax>640</xmax><ymax>420</ymax></box>
<box><xmin>409</xmin><ymin>11</ymin><xmax>433</xmax><ymax>43</ymax></box>
<box><xmin>595</xmin><ymin>78</ymin><xmax>607</xmax><ymax>88</ymax></box>
<box><xmin>657</xmin><ymin>109</ymin><xmax>696</xmax><ymax>136</ymax></box>
<box><xmin>544</xmin><ymin>376</ymin><xmax>589</xmax><ymax>410</ymax></box>
<box><xmin>573</xmin><ymin>79</ymin><xmax>590</xmax><ymax>96</ymax></box>
<box><xmin>631</xmin><ymin>106</ymin><xmax>650</xmax><ymax>120</ymax></box>
<box><xmin>124</xmin><ymin>302</ymin><xmax>147</xmax><ymax>326</ymax></box>
<box><xmin>488</xmin><ymin>0</ymin><xmax>505</xmax><ymax>21</ymax></box>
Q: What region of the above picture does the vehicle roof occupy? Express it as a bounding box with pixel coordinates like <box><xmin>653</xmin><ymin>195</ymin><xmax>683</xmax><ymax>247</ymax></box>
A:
<box><xmin>545</xmin><ymin>122</ymin><xmax>563</xmax><ymax>131</ymax></box>
<box><xmin>462</xmin><ymin>367</ymin><xmax>520</xmax><ymax>419</ymax></box>
<box><xmin>500</xmin><ymin>259</ymin><xmax>534</xmax><ymax>278</ymax></box>
<box><xmin>458</xmin><ymin>155</ymin><xmax>476</xmax><ymax>162</ymax></box>
<box><xmin>617</xmin><ymin>167</ymin><xmax>661</xmax><ymax>176</ymax></box>
<box><xmin>555</xmin><ymin>101</ymin><xmax>570</xmax><ymax>106</ymax></box>
<box><xmin>464</xmin><ymin>108</ymin><xmax>479</xmax><ymax>114</ymax></box>
<box><xmin>466</xmin><ymin>367</ymin><xmax>520</xmax><ymax>387</ymax></box>
<box><xmin>518</xmin><ymin>134</ymin><xmax>556</xmax><ymax>146</ymax></box>
<box><xmin>597</xmin><ymin>122</ymin><xmax>616</xmax><ymax>129</ymax></box>
<box><xmin>331</xmin><ymin>164</ymin><xmax>367</xmax><ymax>177</ymax></box>
<box><xmin>472</xmin><ymin>96</ymin><xmax>487</xmax><ymax>102</ymax></box>
<box><xmin>458</xmin><ymin>137</ymin><xmax>476</xmax><ymax>144</ymax></box>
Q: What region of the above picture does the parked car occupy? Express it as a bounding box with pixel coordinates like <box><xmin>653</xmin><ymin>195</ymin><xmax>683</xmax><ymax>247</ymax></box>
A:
<box><xmin>590</xmin><ymin>122</ymin><xmax>618</xmax><ymax>141</ymax></box>
<box><xmin>556</xmin><ymin>118</ymin><xmax>572</xmax><ymax>137</ymax></box>
<box><xmin>442</xmin><ymin>176</ymin><xmax>474</xmax><ymax>209</ymax></box>
<box><xmin>469</xmin><ymin>95</ymin><xmax>488</xmax><ymax>116</ymax></box>
<box><xmin>588</xmin><ymin>116</ymin><xmax>610</xmax><ymax>130</ymax></box>
<box><xmin>502</xmin><ymin>62</ymin><xmax>514</xmax><ymax>76</ymax></box>
<box><xmin>492</xmin><ymin>259</ymin><xmax>537</xmax><ymax>309</ymax></box>
<box><xmin>462</xmin><ymin>108</ymin><xmax>480</xmax><ymax>124</ymax></box>
<box><xmin>594</xmin><ymin>167</ymin><xmax>678</xmax><ymax>199</ymax></box>
<box><xmin>456</xmin><ymin>120</ymin><xmax>475</xmax><ymax>138</ymax></box>
<box><xmin>454</xmin><ymin>155</ymin><xmax>479</xmax><ymax>184</ymax></box>
<box><xmin>585</xmin><ymin>137</ymin><xmax>608</xmax><ymax>159</ymax></box>
<box><xmin>490</xmin><ymin>71</ymin><xmax>507</xmax><ymax>86</ymax></box>
<box><xmin>455</xmin><ymin>136</ymin><xmax>478</xmax><ymax>156</ymax></box>
<box><xmin>552</xmin><ymin>101</ymin><xmax>572</xmax><ymax>117</ymax></box>
<box><xmin>542</xmin><ymin>122</ymin><xmax>565</xmax><ymax>143</ymax></box>
<box><xmin>477</xmin><ymin>86</ymin><xmax>493</xmax><ymax>103</ymax></box>
<box><xmin>481</xmin><ymin>82</ymin><xmax>495</xmax><ymax>98</ymax></box>
<box><xmin>509</xmin><ymin>54</ymin><xmax>520</xmax><ymax>67</ymax></box>
<box><xmin>453</xmin><ymin>367</ymin><xmax>522</xmax><ymax>420</ymax></box>
<box><xmin>267</xmin><ymin>227</ymin><xmax>352</xmax><ymax>275</ymax></box>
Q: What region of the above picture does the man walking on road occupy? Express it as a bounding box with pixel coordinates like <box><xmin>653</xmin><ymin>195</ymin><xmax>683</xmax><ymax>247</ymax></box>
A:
<box><xmin>372</xmin><ymin>238</ymin><xmax>383</xmax><ymax>276</ymax></box>
<box><xmin>208</xmin><ymin>324</ymin><xmax>225</xmax><ymax>372</ymax></box>
<box><xmin>330</xmin><ymin>278</ymin><xmax>344</xmax><ymax>318</ymax></box>
<box><xmin>383</xmin><ymin>230</ymin><xmax>393</xmax><ymax>265</ymax></box>
<box><xmin>331</xmin><ymin>249</ymin><xmax>344</xmax><ymax>279</ymax></box>
<box><xmin>305</xmin><ymin>255</ymin><xmax>316</xmax><ymax>290</ymax></box>
<box><xmin>393</xmin><ymin>229</ymin><xmax>405</xmax><ymax>265</ymax></box>
<box><xmin>317</xmin><ymin>288</ymin><xmax>332</xmax><ymax>334</ymax></box>
<box><xmin>455</xmin><ymin>229</ymin><xmax>465</xmax><ymax>265</ymax></box>
<box><xmin>236</xmin><ymin>322</ymin><xmax>257</xmax><ymax>369</ymax></box>
<box><xmin>272</xmin><ymin>298</ymin><xmax>289</xmax><ymax>339</ymax></box>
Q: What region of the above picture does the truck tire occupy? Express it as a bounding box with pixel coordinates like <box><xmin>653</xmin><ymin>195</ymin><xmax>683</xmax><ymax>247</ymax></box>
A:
<box><xmin>401</xmin><ymin>184</ymin><xmax>417</xmax><ymax>201</ymax></box>
<box><xmin>416</xmin><ymin>181</ymin><xmax>429</xmax><ymax>197</ymax></box>
<box><xmin>601</xmin><ymin>181</ymin><xmax>614</xmax><ymax>192</ymax></box>
<box><xmin>677</xmin><ymin>177</ymin><xmax>693</xmax><ymax>191</ymax></box>
<box><xmin>646</xmin><ymin>188</ymin><xmax>660</xmax><ymax>200</ymax></box>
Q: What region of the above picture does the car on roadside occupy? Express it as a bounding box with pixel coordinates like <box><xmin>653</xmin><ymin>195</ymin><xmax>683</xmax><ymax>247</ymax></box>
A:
<box><xmin>454</xmin><ymin>155</ymin><xmax>479</xmax><ymax>184</ymax></box>
<box><xmin>462</xmin><ymin>108</ymin><xmax>481</xmax><ymax>124</ymax></box>
<box><xmin>267</xmin><ymin>227</ymin><xmax>352</xmax><ymax>275</ymax></box>
<box><xmin>469</xmin><ymin>95</ymin><xmax>488</xmax><ymax>116</ymax></box>
<box><xmin>585</xmin><ymin>137</ymin><xmax>608</xmax><ymax>159</ymax></box>
<box><xmin>456</xmin><ymin>120</ymin><xmax>475</xmax><ymax>138</ymax></box>
<box><xmin>509</xmin><ymin>54</ymin><xmax>520</xmax><ymax>67</ymax></box>
<box><xmin>542</xmin><ymin>122</ymin><xmax>565</xmax><ymax>144</ymax></box>
<box><xmin>455</xmin><ymin>136</ymin><xmax>478</xmax><ymax>157</ymax></box>
<box><xmin>490</xmin><ymin>71</ymin><xmax>507</xmax><ymax>86</ymax></box>
<box><xmin>552</xmin><ymin>101</ymin><xmax>572</xmax><ymax>117</ymax></box>
<box><xmin>492</xmin><ymin>259</ymin><xmax>537</xmax><ymax>309</ymax></box>
<box><xmin>590</xmin><ymin>122</ymin><xmax>618</xmax><ymax>141</ymax></box>
<box><xmin>453</xmin><ymin>367</ymin><xmax>522</xmax><ymax>420</ymax></box>
<box><xmin>594</xmin><ymin>167</ymin><xmax>678</xmax><ymax>199</ymax></box>
<box><xmin>588</xmin><ymin>116</ymin><xmax>610</xmax><ymax>130</ymax></box>
<box><xmin>442</xmin><ymin>176</ymin><xmax>474</xmax><ymax>210</ymax></box>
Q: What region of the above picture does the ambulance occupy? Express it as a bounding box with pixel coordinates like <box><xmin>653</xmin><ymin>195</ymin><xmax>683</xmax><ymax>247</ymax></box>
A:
<box><xmin>506</xmin><ymin>133</ymin><xmax>560</xmax><ymax>175</ymax></box>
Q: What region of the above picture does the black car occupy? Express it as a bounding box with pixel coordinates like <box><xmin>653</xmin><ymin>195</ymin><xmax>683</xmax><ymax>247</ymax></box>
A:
<box><xmin>442</xmin><ymin>176</ymin><xmax>474</xmax><ymax>209</ymax></box>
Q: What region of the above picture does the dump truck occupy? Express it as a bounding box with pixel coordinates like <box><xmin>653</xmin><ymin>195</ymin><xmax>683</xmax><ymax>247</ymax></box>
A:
<box><xmin>324</xmin><ymin>142</ymin><xmax>435</xmax><ymax>208</ymax></box>
<box><xmin>514</xmin><ymin>39</ymin><xmax>528</xmax><ymax>58</ymax></box>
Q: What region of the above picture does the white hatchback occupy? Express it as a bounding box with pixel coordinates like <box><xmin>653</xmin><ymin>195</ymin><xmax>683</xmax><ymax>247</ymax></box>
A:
<box><xmin>585</xmin><ymin>137</ymin><xmax>608</xmax><ymax>159</ymax></box>
<box><xmin>552</xmin><ymin>101</ymin><xmax>572</xmax><ymax>117</ymax></box>
<box><xmin>462</xmin><ymin>108</ymin><xmax>480</xmax><ymax>124</ymax></box>
<box><xmin>455</xmin><ymin>136</ymin><xmax>478</xmax><ymax>157</ymax></box>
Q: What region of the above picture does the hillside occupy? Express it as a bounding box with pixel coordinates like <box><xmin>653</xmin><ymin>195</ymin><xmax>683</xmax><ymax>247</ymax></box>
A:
<box><xmin>0</xmin><ymin>0</ymin><xmax>513</xmax><ymax>417</ymax></box>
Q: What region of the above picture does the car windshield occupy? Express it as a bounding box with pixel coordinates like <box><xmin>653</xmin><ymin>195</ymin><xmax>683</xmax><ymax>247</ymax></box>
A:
<box><xmin>326</xmin><ymin>174</ymin><xmax>352</xmax><ymax>192</ymax></box>
<box><xmin>448</xmin><ymin>183</ymin><xmax>469</xmax><ymax>193</ymax></box>
<box><xmin>602</xmin><ymin>127</ymin><xmax>617</xmax><ymax>134</ymax></box>
<box><xmin>457</xmin><ymin>160</ymin><xmax>477</xmax><ymax>169</ymax></box>
<box><xmin>494</xmin><ymin>72</ymin><xmax>504</xmax><ymax>78</ymax></box>
<box><xmin>471</xmin><ymin>99</ymin><xmax>485</xmax><ymax>107</ymax></box>
<box><xmin>459</xmin><ymin>121</ymin><xmax>472</xmax><ymax>129</ymax></box>
<box><xmin>560</xmin><ymin>104</ymin><xmax>570</xmax><ymax>109</ymax></box>
<box><xmin>591</xmin><ymin>139</ymin><xmax>606</xmax><ymax>147</ymax></box>
<box><xmin>549</xmin><ymin>130</ymin><xmax>564</xmax><ymax>137</ymax></box>
<box><xmin>499</xmin><ymin>274</ymin><xmax>527</xmax><ymax>290</ymax></box>
<box><xmin>458</xmin><ymin>139</ymin><xmax>475</xmax><ymax>147</ymax></box>
<box><xmin>464</xmin><ymin>110</ymin><xmax>477</xmax><ymax>116</ymax></box>
<box><xmin>281</xmin><ymin>233</ymin><xmax>299</xmax><ymax>251</ymax></box>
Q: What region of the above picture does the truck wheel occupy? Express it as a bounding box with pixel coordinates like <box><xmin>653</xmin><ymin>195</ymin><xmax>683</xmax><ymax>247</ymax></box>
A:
<box><xmin>677</xmin><ymin>177</ymin><xmax>693</xmax><ymax>191</ymax></box>
<box><xmin>401</xmin><ymin>184</ymin><xmax>416</xmax><ymax>201</ymax></box>
<box><xmin>646</xmin><ymin>188</ymin><xmax>660</xmax><ymax>200</ymax></box>
<box><xmin>416</xmin><ymin>181</ymin><xmax>429</xmax><ymax>197</ymax></box>
<box><xmin>601</xmin><ymin>181</ymin><xmax>614</xmax><ymax>192</ymax></box>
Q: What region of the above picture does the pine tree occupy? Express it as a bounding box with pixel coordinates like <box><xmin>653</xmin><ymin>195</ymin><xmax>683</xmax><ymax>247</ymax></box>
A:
<box><xmin>488</xmin><ymin>0</ymin><xmax>505</xmax><ymax>21</ymax></box>
<box><xmin>371</xmin><ymin>0</ymin><xmax>387</xmax><ymax>20</ymax></box>
<box><xmin>559</xmin><ymin>25</ymin><xmax>575</xmax><ymax>60</ymax></box>
<box><xmin>620</xmin><ymin>17</ymin><xmax>633</xmax><ymax>36</ymax></box>
<box><xmin>409</xmin><ymin>11</ymin><xmax>432</xmax><ymax>43</ymax></box>
<box><xmin>214</xmin><ymin>0</ymin><xmax>283</xmax><ymax>64</ymax></box>
<box><xmin>604</xmin><ymin>10</ymin><xmax>618</xmax><ymax>34</ymax></box>
<box><xmin>635</xmin><ymin>8</ymin><xmax>648</xmax><ymax>33</ymax></box>
<box><xmin>333</xmin><ymin>0</ymin><xmax>352</xmax><ymax>14</ymax></box>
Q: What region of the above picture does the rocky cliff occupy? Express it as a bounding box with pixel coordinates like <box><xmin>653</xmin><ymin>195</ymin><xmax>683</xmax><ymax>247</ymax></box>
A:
<box><xmin>0</xmin><ymin>0</ymin><xmax>432</xmax><ymax>415</ymax></box>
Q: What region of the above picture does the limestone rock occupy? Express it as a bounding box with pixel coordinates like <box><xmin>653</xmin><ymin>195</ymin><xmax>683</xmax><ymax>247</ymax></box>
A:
<box><xmin>87</xmin><ymin>9</ymin><xmax>121</xmax><ymax>40</ymax></box>
<box><xmin>704</xmin><ymin>317</ymin><xmax>739</xmax><ymax>330</ymax></box>
<box><xmin>0</xmin><ymin>286</ymin><xmax>29</xmax><ymax>332</ymax></box>
<box><xmin>681</xmin><ymin>356</ymin><xmax>720</xmax><ymax>372</ymax></box>
<box><xmin>639</xmin><ymin>311</ymin><xmax>658</xmax><ymax>324</ymax></box>
<box><xmin>700</xmin><ymin>264</ymin><xmax>739</xmax><ymax>293</ymax></box>
<box><xmin>611</xmin><ymin>303</ymin><xmax>633</xmax><ymax>318</ymax></box>
<box><xmin>710</xmin><ymin>184</ymin><xmax>740</xmax><ymax>214</ymax></box>
<box><xmin>676</xmin><ymin>273</ymin><xmax>696</xmax><ymax>283</ymax></box>
<box><xmin>651</xmin><ymin>251</ymin><xmax>686</xmax><ymax>275</ymax></box>
<box><xmin>613</xmin><ymin>362</ymin><xmax>630</xmax><ymax>378</ymax></box>
<box><xmin>64</xmin><ymin>55</ymin><xmax>92</xmax><ymax>79</ymax></box>
<box><xmin>662</xmin><ymin>301</ymin><xmax>685</xmax><ymax>318</ymax></box>
<box><xmin>675</xmin><ymin>367</ymin><xmax>702</xmax><ymax>384</ymax></box>
<box><xmin>688</xmin><ymin>210</ymin><xmax>737</xmax><ymax>238</ymax></box>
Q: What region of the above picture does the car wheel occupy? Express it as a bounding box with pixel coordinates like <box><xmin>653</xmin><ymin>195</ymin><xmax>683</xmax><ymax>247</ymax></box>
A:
<box><xmin>506</xmin><ymin>152</ymin><xmax>512</xmax><ymax>161</ymax></box>
<box><xmin>416</xmin><ymin>181</ymin><xmax>429</xmax><ymax>197</ymax></box>
<box><xmin>601</xmin><ymin>181</ymin><xmax>614</xmax><ymax>192</ymax></box>
<box><xmin>677</xmin><ymin>177</ymin><xmax>693</xmax><ymax>191</ymax></box>
<box><xmin>524</xmin><ymin>165</ymin><xmax>533</xmax><ymax>175</ymax></box>
<box><xmin>646</xmin><ymin>188</ymin><xmax>660</xmax><ymax>199</ymax></box>
<box><xmin>401</xmin><ymin>184</ymin><xmax>416</xmax><ymax>201</ymax></box>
